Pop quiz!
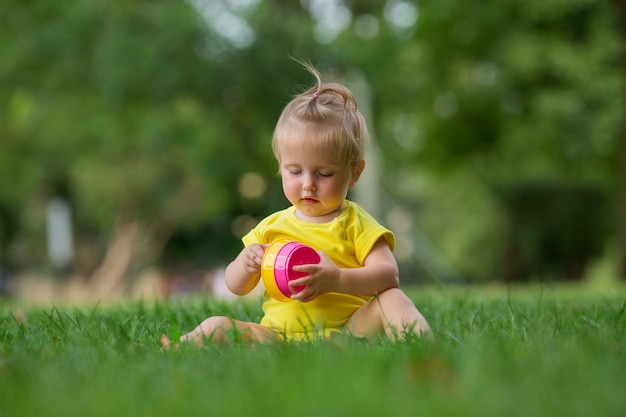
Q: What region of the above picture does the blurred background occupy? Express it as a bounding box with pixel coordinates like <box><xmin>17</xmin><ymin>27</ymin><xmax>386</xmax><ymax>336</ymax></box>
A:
<box><xmin>1</xmin><ymin>0</ymin><xmax>625</xmax><ymax>303</ymax></box>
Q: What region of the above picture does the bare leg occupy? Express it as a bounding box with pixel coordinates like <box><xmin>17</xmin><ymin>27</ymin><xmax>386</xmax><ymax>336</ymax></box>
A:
<box><xmin>161</xmin><ymin>316</ymin><xmax>279</xmax><ymax>348</ymax></box>
<box><xmin>344</xmin><ymin>288</ymin><xmax>433</xmax><ymax>341</ymax></box>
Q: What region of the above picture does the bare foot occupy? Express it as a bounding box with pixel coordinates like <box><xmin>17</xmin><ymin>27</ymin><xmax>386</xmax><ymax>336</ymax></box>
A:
<box><xmin>160</xmin><ymin>334</ymin><xmax>173</xmax><ymax>350</ymax></box>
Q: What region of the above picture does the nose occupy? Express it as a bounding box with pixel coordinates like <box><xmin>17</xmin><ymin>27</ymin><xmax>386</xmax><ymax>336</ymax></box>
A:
<box><xmin>302</xmin><ymin>173</ymin><xmax>316</xmax><ymax>191</ymax></box>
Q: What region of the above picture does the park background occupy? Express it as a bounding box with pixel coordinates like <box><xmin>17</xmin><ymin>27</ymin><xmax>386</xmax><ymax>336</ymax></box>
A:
<box><xmin>1</xmin><ymin>0</ymin><xmax>625</xmax><ymax>303</ymax></box>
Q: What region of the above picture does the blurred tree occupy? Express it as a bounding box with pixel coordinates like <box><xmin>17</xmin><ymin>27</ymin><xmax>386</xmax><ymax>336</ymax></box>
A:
<box><xmin>296</xmin><ymin>0</ymin><xmax>623</xmax><ymax>282</ymax></box>
<box><xmin>0</xmin><ymin>0</ymin><xmax>623</xmax><ymax>288</ymax></box>
<box><xmin>0</xmin><ymin>0</ymin><xmax>284</xmax><ymax>286</ymax></box>
<box><xmin>375</xmin><ymin>0</ymin><xmax>623</xmax><ymax>281</ymax></box>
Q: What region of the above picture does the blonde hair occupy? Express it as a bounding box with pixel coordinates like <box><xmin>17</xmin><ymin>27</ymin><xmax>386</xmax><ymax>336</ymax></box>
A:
<box><xmin>271</xmin><ymin>62</ymin><xmax>368</xmax><ymax>170</ymax></box>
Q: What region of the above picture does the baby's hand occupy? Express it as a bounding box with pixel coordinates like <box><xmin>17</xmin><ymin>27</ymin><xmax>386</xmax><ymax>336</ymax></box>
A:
<box><xmin>241</xmin><ymin>244</ymin><xmax>267</xmax><ymax>275</ymax></box>
<box><xmin>289</xmin><ymin>251</ymin><xmax>340</xmax><ymax>302</ymax></box>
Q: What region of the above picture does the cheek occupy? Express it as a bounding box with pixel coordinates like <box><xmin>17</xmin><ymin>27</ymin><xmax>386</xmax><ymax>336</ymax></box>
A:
<box><xmin>324</xmin><ymin>179</ymin><xmax>349</xmax><ymax>198</ymax></box>
<box><xmin>281</xmin><ymin>176</ymin><xmax>299</xmax><ymax>195</ymax></box>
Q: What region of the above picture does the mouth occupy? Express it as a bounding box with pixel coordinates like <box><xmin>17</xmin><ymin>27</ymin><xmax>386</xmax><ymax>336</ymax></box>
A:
<box><xmin>301</xmin><ymin>197</ymin><xmax>319</xmax><ymax>205</ymax></box>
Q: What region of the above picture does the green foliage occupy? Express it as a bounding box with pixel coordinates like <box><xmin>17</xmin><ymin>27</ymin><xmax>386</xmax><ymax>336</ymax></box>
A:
<box><xmin>394</xmin><ymin>0</ymin><xmax>624</xmax><ymax>281</ymax></box>
<box><xmin>0</xmin><ymin>0</ymin><xmax>623</xmax><ymax>281</ymax></box>
<box><xmin>1</xmin><ymin>0</ymin><xmax>288</xmax><ymax>270</ymax></box>
<box><xmin>0</xmin><ymin>286</ymin><xmax>625</xmax><ymax>416</ymax></box>
<box><xmin>407</xmin><ymin>0</ymin><xmax>622</xmax><ymax>180</ymax></box>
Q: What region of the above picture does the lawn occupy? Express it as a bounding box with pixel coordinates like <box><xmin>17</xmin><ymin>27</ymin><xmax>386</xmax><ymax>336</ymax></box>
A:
<box><xmin>1</xmin><ymin>283</ymin><xmax>625</xmax><ymax>417</ymax></box>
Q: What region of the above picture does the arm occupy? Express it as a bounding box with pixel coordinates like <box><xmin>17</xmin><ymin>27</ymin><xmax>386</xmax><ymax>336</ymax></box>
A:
<box><xmin>224</xmin><ymin>244</ymin><xmax>266</xmax><ymax>295</ymax></box>
<box><xmin>290</xmin><ymin>237</ymin><xmax>399</xmax><ymax>302</ymax></box>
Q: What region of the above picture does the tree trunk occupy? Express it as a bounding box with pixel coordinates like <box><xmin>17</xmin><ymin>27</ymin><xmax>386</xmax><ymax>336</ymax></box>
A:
<box><xmin>87</xmin><ymin>221</ymin><xmax>139</xmax><ymax>299</ymax></box>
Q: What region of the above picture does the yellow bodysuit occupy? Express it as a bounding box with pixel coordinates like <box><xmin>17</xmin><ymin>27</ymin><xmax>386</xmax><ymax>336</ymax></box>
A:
<box><xmin>242</xmin><ymin>200</ymin><xmax>395</xmax><ymax>340</ymax></box>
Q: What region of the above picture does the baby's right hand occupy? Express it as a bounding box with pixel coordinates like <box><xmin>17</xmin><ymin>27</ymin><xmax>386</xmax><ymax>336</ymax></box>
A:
<box><xmin>241</xmin><ymin>244</ymin><xmax>267</xmax><ymax>275</ymax></box>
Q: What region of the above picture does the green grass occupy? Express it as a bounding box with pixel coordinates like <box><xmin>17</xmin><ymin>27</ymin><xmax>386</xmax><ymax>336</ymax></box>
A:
<box><xmin>1</xmin><ymin>284</ymin><xmax>625</xmax><ymax>417</ymax></box>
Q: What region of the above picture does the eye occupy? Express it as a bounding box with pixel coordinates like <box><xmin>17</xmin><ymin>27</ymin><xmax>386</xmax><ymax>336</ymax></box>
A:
<box><xmin>286</xmin><ymin>167</ymin><xmax>301</xmax><ymax>175</ymax></box>
<box><xmin>318</xmin><ymin>171</ymin><xmax>334</xmax><ymax>177</ymax></box>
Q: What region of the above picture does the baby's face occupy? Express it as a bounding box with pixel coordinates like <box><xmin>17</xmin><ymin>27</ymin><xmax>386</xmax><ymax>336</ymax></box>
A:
<box><xmin>278</xmin><ymin>139</ymin><xmax>355</xmax><ymax>223</ymax></box>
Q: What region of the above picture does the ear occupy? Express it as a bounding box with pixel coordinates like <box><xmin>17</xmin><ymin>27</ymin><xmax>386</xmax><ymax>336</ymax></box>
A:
<box><xmin>349</xmin><ymin>160</ymin><xmax>366</xmax><ymax>187</ymax></box>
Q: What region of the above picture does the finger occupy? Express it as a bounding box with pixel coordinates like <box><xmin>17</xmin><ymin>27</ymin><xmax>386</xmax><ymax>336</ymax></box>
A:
<box><xmin>252</xmin><ymin>247</ymin><xmax>265</xmax><ymax>259</ymax></box>
<box><xmin>288</xmin><ymin>277</ymin><xmax>309</xmax><ymax>290</ymax></box>
<box><xmin>292</xmin><ymin>290</ymin><xmax>316</xmax><ymax>303</ymax></box>
<box><xmin>249</xmin><ymin>249</ymin><xmax>264</xmax><ymax>265</ymax></box>
<box><xmin>292</xmin><ymin>264</ymin><xmax>316</xmax><ymax>273</ymax></box>
<box><xmin>290</xmin><ymin>289</ymin><xmax>311</xmax><ymax>302</ymax></box>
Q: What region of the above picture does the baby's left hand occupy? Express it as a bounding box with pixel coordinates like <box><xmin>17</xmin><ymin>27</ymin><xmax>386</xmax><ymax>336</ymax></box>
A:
<box><xmin>289</xmin><ymin>251</ymin><xmax>340</xmax><ymax>302</ymax></box>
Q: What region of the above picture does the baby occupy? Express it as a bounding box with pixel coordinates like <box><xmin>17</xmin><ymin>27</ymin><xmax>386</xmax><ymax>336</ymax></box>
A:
<box><xmin>162</xmin><ymin>62</ymin><xmax>432</xmax><ymax>347</ymax></box>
